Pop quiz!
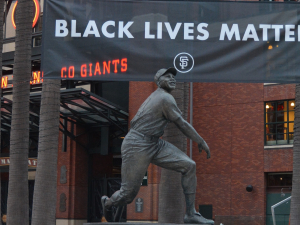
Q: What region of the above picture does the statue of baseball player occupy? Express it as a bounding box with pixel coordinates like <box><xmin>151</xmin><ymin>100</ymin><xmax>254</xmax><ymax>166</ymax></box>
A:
<box><xmin>102</xmin><ymin>68</ymin><xmax>214</xmax><ymax>224</ymax></box>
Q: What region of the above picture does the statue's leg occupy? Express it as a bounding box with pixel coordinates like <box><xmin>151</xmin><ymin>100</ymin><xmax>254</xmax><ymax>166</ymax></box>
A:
<box><xmin>101</xmin><ymin>196</ymin><xmax>114</xmax><ymax>222</ymax></box>
<box><xmin>151</xmin><ymin>140</ymin><xmax>214</xmax><ymax>224</ymax></box>
<box><xmin>102</xmin><ymin>134</ymin><xmax>152</xmax><ymax>221</ymax></box>
<box><xmin>114</xmin><ymin>205</ymin><xmax>125</xmax><ymax>222</ymax></box>
<box><xmin>151</xmin><ymin>140</ymin><xmax>197</xmax><ymax>201</ymax></box>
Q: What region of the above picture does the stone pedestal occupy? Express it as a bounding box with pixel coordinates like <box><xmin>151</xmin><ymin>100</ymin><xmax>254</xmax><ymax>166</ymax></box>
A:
<box><xmin>84</xmin><ymin>223</ymin><xmax>212</xmax><ymax>225</ymax></box>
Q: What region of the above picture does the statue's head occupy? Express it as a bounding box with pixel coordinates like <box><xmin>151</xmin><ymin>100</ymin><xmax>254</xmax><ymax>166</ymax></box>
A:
<box><xmin>154</xmin><ymin>68</ymin><xmax>177</xmax><ymax>92</ymax></box>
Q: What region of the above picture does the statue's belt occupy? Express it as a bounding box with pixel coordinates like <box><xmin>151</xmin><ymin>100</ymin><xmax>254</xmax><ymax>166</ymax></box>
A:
<box><xmin>130</xmin><ymin>129</ymin><xmax>160</xmax><ymax>142</ymax></box>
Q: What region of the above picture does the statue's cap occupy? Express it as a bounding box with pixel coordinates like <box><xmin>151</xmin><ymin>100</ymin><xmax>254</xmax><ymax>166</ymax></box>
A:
<box><xmin>154</xmin><ymin>67</ymin><xmax>177</xmax><ymax>84</ymax></box>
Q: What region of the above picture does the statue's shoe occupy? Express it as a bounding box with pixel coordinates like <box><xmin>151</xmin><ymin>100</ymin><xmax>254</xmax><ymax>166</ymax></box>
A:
<box><xmin>101</xmin><ymin>196</ymin><xmax>114</xmax><ymax>222</ymax></box>
<box><xmin>184</xmin><ymin>212</ymin><xmax>214</xmax><ymax>224</ymax></box>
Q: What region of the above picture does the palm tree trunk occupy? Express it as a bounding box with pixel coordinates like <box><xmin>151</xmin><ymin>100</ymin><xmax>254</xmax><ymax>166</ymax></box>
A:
<box><xmin>6</xmin><ymin>1</ymin><xmax>33</xmax><ymax>224</ymax></box>
<box><xmin>0</xmin><ymin>1</ymin><xmax>5</xmax><ymax>224</ymax></box>
<box><xmin>158</xmin><ymin>82</ymin><xmax>189</xmax><ymax>223</ymax></box>
<box><xmin>290</xmin><ymin>83</ymin><xmax>300</xmax><ymax>224</ymax></box>
<box><xmin>31</xmin><ymin>79</ymin><xmax>61</xmax><ymax>225</ymax></box>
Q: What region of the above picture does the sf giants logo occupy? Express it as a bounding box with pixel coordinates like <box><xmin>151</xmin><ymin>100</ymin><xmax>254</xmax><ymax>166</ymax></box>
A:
<box><xmin>174</xmin><ymin>53</ymin><xmax>194</xmax><ymax>73</ymax></box>
<box><xmin>179</xmin><ymin>56</ymin><xmax>189</xmax><ymax>69</ymax></box>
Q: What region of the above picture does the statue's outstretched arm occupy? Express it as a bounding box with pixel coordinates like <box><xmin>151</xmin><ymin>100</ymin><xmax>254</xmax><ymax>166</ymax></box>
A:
<box><xmin>173</xmin><ymin>116</ymin><xmax>211</xmax><ymax>159</ymax></box>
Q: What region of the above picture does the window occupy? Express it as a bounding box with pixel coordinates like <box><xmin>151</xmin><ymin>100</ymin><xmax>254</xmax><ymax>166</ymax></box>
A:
<box><xmin>265</xmin><ymin>100</ymin><xmax>295</xmax><ymax>145</ymax></box>
<box><xmin>267</xmin><ymin>173</ymin><xmax>292</xmax><ymax>188</ymax></box>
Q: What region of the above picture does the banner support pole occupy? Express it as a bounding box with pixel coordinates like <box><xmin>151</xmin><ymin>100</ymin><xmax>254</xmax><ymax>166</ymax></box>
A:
<box><xmin>190</xmin><ymin>82</ymin><xmax>193</xmax><ymax>159</ymax></box>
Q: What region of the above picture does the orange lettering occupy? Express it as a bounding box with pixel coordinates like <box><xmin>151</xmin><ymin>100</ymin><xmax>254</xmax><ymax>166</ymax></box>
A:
<box><xmin>94</xmin><ymin>62</ymin><xmax>101</xmax><ymax>75</ymax></box>
<box><xmin>121</xmin><ymin>58</ymin><xmax>127</xmax><ymax>72</ymax></box>
<box><xmin>1</xmin><ymin>76</ymin><xmax>8</xmax><ymax>88</ymax></box>
<box><xmin>112</xmin><ymin>60</ymin><xmax>120</xmax><ymax>73</ymax></box>
<box><xmin>81</xmin><ymin>64</ymin><xmax>87</xmax><ymax>77</ymax></box>
<box><xmin>61</xmin><ymin>67</ymin><xmax>67</xmax><ymax>78</ymax></box>
<box><xmin>89</xmin><ymin>63</ymin><xmax>93</xmax><ymax>76</ymax></box>
<box><xmin>33</xmin><ymin>71</ymin><xmax>40</xmax><ymax>84</ymax></box>
<box><xmin>103</xmin><ymin>61</ymin><xmax>111</xmax><ymax>75</ymax></box>
<box><xmin>68</xmin><ymin>66</ymin><xmax>75</xmax><ymax>78</ymax></box>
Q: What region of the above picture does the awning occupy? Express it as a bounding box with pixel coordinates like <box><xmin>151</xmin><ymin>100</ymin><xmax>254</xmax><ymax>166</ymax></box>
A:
<box><xmin>30</xmin><ymin>88</ymin><xmax>128</xmax><ymax>130</ymax></box>
<box><xmin>1</xmin><ymin>88</ymin><xmax>129</xmax><ymax>151</ymax></box>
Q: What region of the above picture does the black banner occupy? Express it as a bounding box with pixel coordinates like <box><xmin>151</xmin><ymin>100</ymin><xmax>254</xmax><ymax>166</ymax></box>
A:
<box><xmin>42</xmin><ymin>1</ymin><xmax>300</xmax><ymax>83</ymax></box>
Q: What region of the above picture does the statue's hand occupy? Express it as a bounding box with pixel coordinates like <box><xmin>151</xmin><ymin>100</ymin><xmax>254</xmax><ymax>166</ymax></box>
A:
<box><xmin>198</xmin><ymin>141</ymin><xmax>211</xmax><ymax>159</ymax></box>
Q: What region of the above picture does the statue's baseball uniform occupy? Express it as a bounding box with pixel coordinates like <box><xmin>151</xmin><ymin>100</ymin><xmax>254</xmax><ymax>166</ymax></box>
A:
<box><xmin>109</xmin><ymin>88</ymin><xmax>196</xmax><ymax>206</ymax></box>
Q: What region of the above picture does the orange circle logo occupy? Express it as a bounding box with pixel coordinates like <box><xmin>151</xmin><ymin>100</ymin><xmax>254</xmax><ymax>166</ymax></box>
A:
<box><xmin>12</xmin><ymin>0</ymin><xmax>40</xmax><ymax>29</ymax></box>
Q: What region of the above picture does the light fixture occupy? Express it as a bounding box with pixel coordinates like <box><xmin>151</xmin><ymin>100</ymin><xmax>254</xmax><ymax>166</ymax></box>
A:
<box><xmin>12</xmin><ymin>0</ymin><xmax>40</xmax><ymax>29</ymax></box>
<box><xmin>246</xmin><ymin>185</ymin><xmax>253</xmax><ymax>192</ymax></box>
<box><xmin>268</xmin><ymin>45</ymin><xmax>273</xmax><ymax>50</ymax></box>
<box><xmin>280</xmin><ymin>177</ymin><xmax>283</xmax><ymax>180</ymax></box>
<box><xmin>291</xmin><ymin>102</ymin><xmax>295</xmax><ymax>107</ymax></box>
<box><xmin>266</xmin><ymin>105</ymin><xmax>270</xmax><ymax>109</ymax></box>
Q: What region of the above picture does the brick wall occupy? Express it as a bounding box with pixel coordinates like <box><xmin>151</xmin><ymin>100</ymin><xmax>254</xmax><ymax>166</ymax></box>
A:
<box><xmin>56</xmin><ymin>120</ymin><xmax>89</xmax><ymax>219</ymax></box>
<box><xmin>264</xmin><ymin>148</ymin><xmax>293</xmax><ymax>172</ymax></box>
<box><xmin>264</xmin><ymin>84</ymin><xmax>295</xmax><ymax>102</ymax></box>
<box><xmin>127</xmin><ymin>184</ymin><xmax>159</xmax><ymax>221</ymax></box>
<box><xmin>193</xmin><ymin>83</ymin><xmax>265</xmax><ymax>224</ymax></box>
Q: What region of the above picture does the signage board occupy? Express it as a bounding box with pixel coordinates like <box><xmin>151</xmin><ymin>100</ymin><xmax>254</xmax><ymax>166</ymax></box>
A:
<box><xmin>0</xmin><ymin>157</ymin><xmax>37</xmax><ymax>167</ymax></box>
<box><xmin>42</xmin><ymin>1</ymin><xmax>300</xmax><ymax>83</ymax></box>
<box><xmin>135</xmin><ymin>198</ymin><xmax>143</xmax><ymax>213</ymax></box>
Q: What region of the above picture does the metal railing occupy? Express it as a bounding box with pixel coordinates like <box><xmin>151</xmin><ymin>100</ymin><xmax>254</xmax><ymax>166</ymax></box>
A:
<box><xmin>271</xmin><ymin>196</ymin><xmax>291</xmax><ymax>225</ymax></box>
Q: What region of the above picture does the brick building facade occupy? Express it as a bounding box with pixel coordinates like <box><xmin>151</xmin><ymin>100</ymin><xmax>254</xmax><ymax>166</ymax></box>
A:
<box><xmin>51</xmin><ymin>82</ymin><xmax>294</xmax><ymax>225</ymax></box>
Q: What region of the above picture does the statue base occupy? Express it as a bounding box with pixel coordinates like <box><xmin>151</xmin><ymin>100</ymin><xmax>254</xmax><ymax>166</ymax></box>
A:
<box><xmin>84</xmin><ymin>223</ymin><xmax>213</xmax><ymax>225</ymax></box>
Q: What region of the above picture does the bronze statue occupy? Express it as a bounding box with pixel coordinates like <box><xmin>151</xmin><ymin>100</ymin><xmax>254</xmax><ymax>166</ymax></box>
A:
<box><xmin>102</xmin><ymin>68</ymin><xmax>213</xmax><ymax>224</ymax></box>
